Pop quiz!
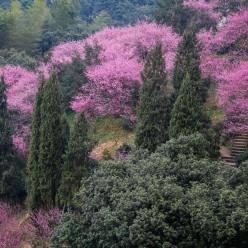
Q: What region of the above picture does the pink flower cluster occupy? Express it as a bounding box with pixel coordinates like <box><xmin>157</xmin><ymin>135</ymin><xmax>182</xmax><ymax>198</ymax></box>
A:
<box><xmin>0</xmin><ymin>202</ymin><xmax>62</xmax><ymax>247</ymax></box>
<box><xmin>25</xmin><ymin>208</ymin><xmax>62</xmax><ymax>242</ymax></box>
<box><xmin>0</xmin><ymin>203</ymin><xmax>23</xmax><ymax>248</ymax></box>
<box><xmin>0</xmin><ymin>65</ymin><xmax>38</xmax><ymax>153</ymax></box>
<box><xmin>49</xmin><ymin>22</ymin><xmax>180</xmax><ymax>119</ymax></box>
<box><xmin>0</xmin><ymin>65</ymin><xmax>38</xmax><ymax>154</ymax></box>
<box><xmin>0</xmin><ymin>65</ymin><xmax>38</xmax><ymax>113</ymax></box>
<box><xmin>198</xmin><ymin>9</ymin><xmax>248</xmax><ymax>134</ymax></box>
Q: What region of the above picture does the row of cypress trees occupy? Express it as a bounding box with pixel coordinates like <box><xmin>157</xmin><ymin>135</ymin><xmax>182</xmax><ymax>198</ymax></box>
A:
<box><xmin>27</xmin><ymin>73</ymin><xmax>92</xmax><ymax>209</ymax></box>
<box><xmin>136</xmin><ymin>27</ymin><xmax>214</xmax><ymax>153</ymax></box>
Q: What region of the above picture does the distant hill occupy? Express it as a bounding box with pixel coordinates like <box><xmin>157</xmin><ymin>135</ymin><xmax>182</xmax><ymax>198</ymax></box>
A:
<box><xmin>80</xmin><ymin>0</ymin><xmax>155</xmax><ymax>25</ymax></box>
<box><xmin>0</xmin><ymin>0</ymin><xmax>33</xmax><ymax>8</ymax></box>
<box><xmin>0</xmin><ymin>0</ymin><xmax>155</xmax><ymax>25</ymax></box>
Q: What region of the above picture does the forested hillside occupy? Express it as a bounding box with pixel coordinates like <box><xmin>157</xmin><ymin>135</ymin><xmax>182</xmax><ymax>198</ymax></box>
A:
<box><xmin>0</xmin><ymin>1</ymin><xmax>248</xmax><ymax>247</ymax></box>
<box><xmin>1</xmin><ymin>0</ymin><xmax>155</xmax><ymax>25</ymax></box>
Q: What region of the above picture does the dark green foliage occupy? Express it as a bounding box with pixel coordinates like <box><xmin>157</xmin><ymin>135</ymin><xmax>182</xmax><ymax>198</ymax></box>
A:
<box><xmin>172</xmin><ymin>28</ymin><xmax>203</xmax><ymax>94</ymax></box>
<box><xmin>155</xmin><ymin>0</ymin><xmax>193</xmax><ymax>34</ymax></box>
<box><xmin>80</xmin><ymin>0</ymin><xmax>155</xmax><ymax>26</ymax></box>
<box><xmin>0</xmin><ymin>48</ymin><xmax>37</xmax><ymax>70</ymax></box>
<box><xmin>38</xmin><ymin>73</ymin><xmax>66</xmax><ymax>208</ymax></box>
<box><xmin>58</xmin><ymin>56</ymin><xmax>87</xmax><ymax>110</ymax></box>
<box><xmin>130</xmin><ymin>81</ymin><xmax>140</xmax><ymax>113</ymax></box>
<box><xmin>155</xmin><ymin>0</ymin><xmax>217</xmax><ymax>34</ymax></box>
<box><xmin>204</xmin><ymin>123</ymin><xmax>221</xmax><ymax>159</ymax></box>
<box><xmin>50</xmin><ymin>135</ymin><xmax>248</xmax><ymax>248</ymax></box>
<box><xmin>236</xmin><ymin>150</ymin><xmax>248</xmax><ymax>165</ymax></box>
<box><xmin>58</xmin><ymin>113</ymin><xmax>93</xmax><ymax>207</ymax></box>
<box><xmin>0</xmin><ymin>78</ymin><xmax>11</xmax><ymax>157</ymax></box>
<box><xmin>61</xmin><ymin>114</ymin><xmax>70</xmax><ymax>152</ymax></box>
<box><xmin>0</xmin><ymin>77</ymin><xmax>25</xmax><ymax>202</ymax></box>
<box><xmin>84</xmin><ymin>42</ymin><xmax>101</xmax><ymax>66</ymax></box>
<box><xmin>135</xmin><ymin>44</ymin><xmax>172</xmax><ymax>152</ymax></box>
<box><xmin>169</xmin><ymin>73</ymin><xmax>210</xmax><ymax>139</ymax></box>
<box><xmin>50</xmin><ymin>0</ymin><xmax>81</xmax><ymax>30</ymax></box>
<box><xmin>171</xmin><ymin>30</ymin><xmax>217</xmax><ymax>155</ymax></box>
<box><xmin>38</xmin><ymin>24</ymin><xmax>88</xmax><ymax>55</ymax></box>
<box><xmin>26</xmin><ymin>79</ymin><xmax>44</xmax><ymax>209</ymax></box>
<box><xmin>157</xmin><ymin>132</ymin><xmax>210</xmax><ymax>160</ymax></box>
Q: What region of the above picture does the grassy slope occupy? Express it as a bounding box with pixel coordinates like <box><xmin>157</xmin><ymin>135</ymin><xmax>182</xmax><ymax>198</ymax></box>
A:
<box><xmin>66</xmin><ymin>113</ymin><xmax>135</xmax><ymax>159</ymax></box>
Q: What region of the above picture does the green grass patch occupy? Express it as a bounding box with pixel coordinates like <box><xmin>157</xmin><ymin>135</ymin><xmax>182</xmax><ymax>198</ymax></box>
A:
<box><xmin>89</xmin><ymin>115</ymin><xmax>134</xmax><ymax>144</ymax></box>
<box><xmin>66</xmin><ymin>113</ymin><xmax>134</xmax><ymax>144</ymax></box>
<box><xmin>207</xmin><ymin>109</ymin><xmax>225</xmax><ymax>123</ymax></box>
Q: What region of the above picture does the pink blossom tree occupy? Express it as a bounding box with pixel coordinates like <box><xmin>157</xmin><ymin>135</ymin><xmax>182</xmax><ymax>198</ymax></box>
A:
<box><xmin>0</xmin><ymin>202</ymin><xmax>23</xmax><ymax>248</ymax></box>
<box><xmin>0</xmin><ymin>65</ymin><xmax>38</xmax><ymax>153</ymax></box>
<box><xmin>25</xmin><ymin>208</ymin><xmax>62</xmax><ymax>244</ymax></box>
<box><xmin>47</xmin><ymin>22</ymin><xmax>180</xmax><ymax>119</ymax></box>
<box><xmin>0</xmin><ymin>202</ymin><xmax>62</xmax><ymax>247</ymax></box>
<box><xmin>198</xmin><ymin>9</ymin><xmax>248</xmax><ymax>134</ymax></box>
<box><xmin>1</xmin><ymin>22</ymin><xmax>177</xmax><ymax>152</ymax></box>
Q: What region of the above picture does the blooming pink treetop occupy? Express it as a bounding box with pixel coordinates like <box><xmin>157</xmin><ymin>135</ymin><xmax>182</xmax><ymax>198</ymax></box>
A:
<box><xmin>198</xmin><ymin>9</ymin><xmax>248</xmax><ymax>134</ymax></box>
<box><xmin>3</xmin><ymin>22</ymin><xmax>179</xmax><ymax>152</ymax></box>
<box><xmin>0</xmin><ymin>202</ymin><xmax>23</xmax><ymax>248</ymax></box>
<box><xmin>0</xmin><ymin>65</ymin><xmax>38</xmax><ymax>113</ymax></box>
<box><xmin>0</xmin><ymin>202</ymin><xmax>62</xmax><ymax>247</ymax></box>
<box><xmin>0</xmin><ymin>65</ymin><xmax>38</xmax><ymax>153</ymax></box>
<box><xmin>49</xmin><ymin>22</ymin><xmax>180</xmax><ymax>119</ymax></box>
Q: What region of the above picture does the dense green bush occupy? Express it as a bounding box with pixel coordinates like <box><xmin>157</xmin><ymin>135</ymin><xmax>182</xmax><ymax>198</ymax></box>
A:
<box><xmin>236</xmin><ymin>150</ymin><xmax>248</xmax><ymax>165</ymax></box>
<box><xmin>0</xmin><ymin>48</ymin><xmax>37</xmax><ymax>70</ymax></box>
<box><xmin>50</xmin><ymin>134</ymin><xmax>248</xmax><ymax>248</ymax></box>
<box><xmin>157</xmin><ymin>133</ymin><xmax>210</xmax><ymax>160</ymax></box>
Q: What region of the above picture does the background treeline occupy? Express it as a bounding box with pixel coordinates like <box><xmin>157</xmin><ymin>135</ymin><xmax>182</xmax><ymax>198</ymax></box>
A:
<box><xmin>0</xmin><ymin>0</ymin><xmax>87</xmax><ymax>57</ymax></box>
<box><xmin>0</xmin><ymin>0</ymin><xmax>155</xmax><ymax>58</ymax></box>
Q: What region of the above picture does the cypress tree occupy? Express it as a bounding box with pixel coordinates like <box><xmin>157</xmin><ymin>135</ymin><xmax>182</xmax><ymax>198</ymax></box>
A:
<box><xmin>58</xmin><ymin>55</ymin><xmax>87</xmax><ymax>110</ymax></box>
<box><xmin>172</xmin><ymin>27</ymin><xmax>208</xmax><ymax>100</ymax></box>
<box><xmin>135</xmin><ymin>43</ymin><xmax>172</xmax><ymax>152</ymax></box>
<box><xmin>58</xmin><ymin>113</ymin><xmax>92</xmax><ymax>207</ymax></box>
<box><xmin>61</xmin><ymin>114</ymin><xmax>70</xmax><ymax>152</ymax></box>
<box><xmin>0</xmin><ymin>77</ymin><xmax>25</xmax><ymax>202</ymax></box>
<box><xmin>0</xmin><ymin>77</ymin><xmax>13</xmax><ymax>198</ymax></box>
<box><xmin>38</xmin><ymin>73</ymin><xmax>66</xmax><ymax>208</ymax></box>
<box><xmin>26</xmin><ymin>79</ymin><xmax>44</xmax><ymax>209</ymax></box>
<box><xmin>0</xmin><ymin>77</ymin><xmax>12</xmax><ymax>165</ymax></box>
<box><xmin>169</xmin><ymin>73</ymin><xmax>210</xmax><ymax>139</ymax></box>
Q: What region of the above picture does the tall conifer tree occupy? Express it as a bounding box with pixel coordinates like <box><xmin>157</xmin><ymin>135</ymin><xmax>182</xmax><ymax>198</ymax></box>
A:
<box><xmin>58</xmin><ymin>113</ymin><xmax>92</xmax><ymax>206</ymax></box>
<box><xmin>172</xmin><ymin>27</ymin><xmax>207</xmax><ymax>99</ymax></box>
<box><xmin>135</xmin><ymin>43</ymin><xmax>171</xmax><ymax>152</ymax></box>
<box><xmin>38</xmin><ymin>73</ymin><xmax>66</xmax><ymax>208</ymax></box>
<box><xmin>0</xmin><ymin>77</ymin><xmax>12</xmax><ymax>164</ymax></box>
<box><xmin>27</xmin><ymin>79</ymin><xmax>44</xmax><ymax>209</ymax></box>
<box><xmin>169</xmin><ymin>73</ymin><xmax>210</xmax><ymax>139</ymax></box>
<box><xmin>0</xmin><ymin>77</ymin><xmax>25</xmax><ymax>202</ymax></box>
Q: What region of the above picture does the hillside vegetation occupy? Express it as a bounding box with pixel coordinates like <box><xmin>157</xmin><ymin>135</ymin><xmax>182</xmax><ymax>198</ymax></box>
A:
<box><xmin>0</xmin><ymin>1</ymin><xmax>248</xmax><ymax>247</ymax></box>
